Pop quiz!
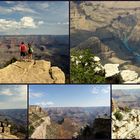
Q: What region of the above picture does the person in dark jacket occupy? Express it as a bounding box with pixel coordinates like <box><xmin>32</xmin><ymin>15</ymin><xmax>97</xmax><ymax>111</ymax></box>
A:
<box><xmin>27</xmin><ymin>43</ymin><xmax>33</xmax><ymax>61</ymax></box>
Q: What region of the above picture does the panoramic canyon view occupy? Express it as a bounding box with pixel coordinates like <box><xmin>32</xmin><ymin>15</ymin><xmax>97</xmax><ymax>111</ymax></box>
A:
<box><xmin>0</xmin><ymin>1</ymin><xmax>69</xmax><ymax>83</ymax></box>
<box><xmin>29</xmin><ymin>85</ymin><xmax>111</xmax><ymax>139</ymax></box>
<box><xmin>0</xmin><ymin>85</ymin><xmax>27</xmax><ymax>139</ymax></box>
<box><xmin>112</xmin><ymin>85</ymin><xmax>140</xmax><ymax>139</ymax></box>
<box><xmin>70</xmin><ymin>1</ymin><xmax>140</xmax><ymax>83</ymax></box>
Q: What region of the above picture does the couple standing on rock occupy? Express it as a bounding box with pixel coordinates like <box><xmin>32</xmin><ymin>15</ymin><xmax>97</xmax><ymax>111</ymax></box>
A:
<box><xmin>20</xmin><ymin>42</ymin><xmax>33</xmax><ymax>61</ymax></box>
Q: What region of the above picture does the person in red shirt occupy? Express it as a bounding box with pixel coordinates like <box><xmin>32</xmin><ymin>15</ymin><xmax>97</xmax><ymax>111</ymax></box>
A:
<box><xmin>19</xmin><ymin>42</ymin><xmax>27</xmax><ymax>61</ymax></box>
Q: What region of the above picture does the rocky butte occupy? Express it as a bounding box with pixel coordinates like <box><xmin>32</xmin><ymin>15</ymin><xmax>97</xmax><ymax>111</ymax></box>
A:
<box><xmin>0</xmin><ymin>60</ymin><xmax>65</xmax><ymax>83</ymax></box>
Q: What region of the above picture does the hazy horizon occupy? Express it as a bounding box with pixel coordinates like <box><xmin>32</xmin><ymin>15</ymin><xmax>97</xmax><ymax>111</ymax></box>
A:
<box><xmin>112</xmin><ymin>85</ymin><xmax>140</xmax><ymax>90</ymax></box>
<box><xmin>0</xmin><ymin>108</ymin><xmax>27</xmax><ymax>110</ymax></box>
<box><xmin>30</xmin><ymin>105</ymin><xmax>110</xmax><ymax>108</ymax></box>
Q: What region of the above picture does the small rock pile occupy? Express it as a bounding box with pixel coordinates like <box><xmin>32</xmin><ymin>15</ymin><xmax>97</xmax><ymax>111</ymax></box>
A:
<box><xmin>112</xmin><ymin>109</ymin><xmax>140</xmax><ymax>139</ymax></box>
<box><xmin>91</xmin><ymin>57</ymin><xmax>140</xmax><ymax>83</ymax></box>
<box><xmin>103</xmin><ymin>63</ymin><xmax>140</xmax><ymax>83</ymax></box>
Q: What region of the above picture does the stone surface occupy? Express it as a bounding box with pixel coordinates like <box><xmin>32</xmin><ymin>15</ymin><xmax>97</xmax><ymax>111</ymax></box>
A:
<box><xmin>120</xmin><ymin>70</ymin><xmax>138</xmax><ymax>82</ymax></box>
<box><xmin>0</xmin><ymin>60</ymin><xmax>65</xmax><ymax>83</ymax></box>
<box><xmin>0</xmin><ymin>134</ymin><xmax>18</xmax><ymax>139</ymax></box>
<box><xmin>31</xmin><ymin>117</ymin><xmax>51</xmax><ymax>139</ymax></box>
<box><xmin>112</xmin><ymin>109</ymin><xmax>140</xmax><ymax>139</ymax></box>
<box><xmin>104</xmin><ymin>63</ymin><xmax>119</xmax><ymax>78</ymax></box>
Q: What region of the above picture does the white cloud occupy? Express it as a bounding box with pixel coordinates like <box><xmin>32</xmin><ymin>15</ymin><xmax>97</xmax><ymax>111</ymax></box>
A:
<box><xmin>20</xmin><ymin>17</ymin><xmax>36</xmax><ymax>28</ymax></box>
<box><xmin>91</xmin><ymin>85</ymin><xmax>110</xmax><ymax>94</ymax></box>
<box><xmin>36</xmin><ymin>101</ymin><xmax>54</xmax><ymax>108</ymax></box>
<box><xmin>38</xmin><ymin>21</ymin><xmax>44</xmax><ymax>25</ymax></box>
<box><xmin>0</xmin><ymin>6</ymin><xmax>12</xmax><ymax>14</ymax></box>
<box><xmin>38</xmin><ymin>2</ymin><xmax>49</xmax><ymax>9</ymax></box>
<box><xmin>30</xmin><ymin>92</ymin><xmax>44</xmax><ymax>98</ymax></box>
<box><xmin>46</xmin><ymin>101</ymin><xmax>54</xmax><ymax>106</ymax></box>
<box><xmin>57</xmin><ymin>22</ymin><xmax>69</xmax><ymax>25</ymax></box>
<box><xmin>0</xmin><ymin>85</ymin><xmax>27</xmax><ymax>109</ymax></box>
<box><xmin>0</xmin><ymin>16</ymin><xmax>43</xmax><ymax>32</ymax></box>
<box><xmin>62</xmin><ymin>22</ymin><xmax>69</xmax><ymax>25</ymax></box>
<box><xmin>5</xmin><ymin>1</ymin><xmax>15</xmax><ymax>4</ymax></box>
<box><xmin>0</xmin><ymin>88</ymin><xmax>13</xmax><ymax>96</ymax></box>
<box><xmin>11</xmin><ymin>4</ymin><xmax>37</xmax><ymax>14</ymax></box>
<box><xmin>0</xmin><ymin>2</ymin><xmax>37</xmax><ymax>14</ymax></box>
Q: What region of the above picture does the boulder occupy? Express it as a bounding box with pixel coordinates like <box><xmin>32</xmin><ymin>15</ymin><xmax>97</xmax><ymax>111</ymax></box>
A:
<box><xmin>115</xmin><ymin>120</ymin><xmax>127</xmax><ymax>128</ymax></box>
<box><xmin>130</xmin><ymin>110</ymin><xmax>137</xmax><ymax>118</ymax></box>
<box><xmin>104</xmin><ymin>64</ymin><xmax>119</xmax><ymax>78</ymax></box>
<box><xmin>72</xmin><ymin>132</ymin><xmax>79</xmax><ymax>138</ymax></box>
<box><xmin>120</xmin><ymin>70</ymin><xmax>138</xmax><ymax>82</ymax></box>
<box><xmin>50</xmin><ymin>67</ymin><xmax>65</xmax><ymax>83</ymax></box>
<box><xmin>0</xmin><ymin>60</ymin><xmax>65</xmax><ymax>83</ymax></box>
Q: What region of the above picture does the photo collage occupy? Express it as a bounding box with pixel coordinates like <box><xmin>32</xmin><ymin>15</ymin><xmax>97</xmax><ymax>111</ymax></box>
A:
<box><xmin>0</xmin><ymin>1</ymin><xmax>140</xmax><ymax>139</ymax></box>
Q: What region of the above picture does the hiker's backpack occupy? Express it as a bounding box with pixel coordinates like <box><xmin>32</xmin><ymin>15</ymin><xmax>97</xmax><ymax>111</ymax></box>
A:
<box><xmin>29</xmin><ymin>47</ymin><xmax>33</xmax><ymax>53</ymax></box>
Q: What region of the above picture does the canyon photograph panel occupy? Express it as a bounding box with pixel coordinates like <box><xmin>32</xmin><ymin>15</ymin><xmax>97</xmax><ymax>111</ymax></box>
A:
<box><xmin>29</xmin><ymin>85</ymin><xmax>111</xmax><ymax>139</ymax></box>
<box><xmin>0</xmin><ymin>85</ymin><xmax>27</xmax><ymax>139</ymax></box>
<box><xmin>112</xmin><ymin>85</ymin><xmax>140</xmax><ymax>139</ymax></box>
<box><xmin>0</xmin><ymin>1</ymin><xmax>69</xmax><ymax>83</ymax></box>
<box><xmin>70</xmin><ymin>1</ymin><xmax>140</xmax><ymax>84</ymax></box>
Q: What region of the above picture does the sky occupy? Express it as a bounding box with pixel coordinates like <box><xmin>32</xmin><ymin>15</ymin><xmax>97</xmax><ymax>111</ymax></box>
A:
<box><xmin>0</xmin><ymin>85</ymin><xmax>27</xmax><ymax>109</ymax></box>
<box><xmin>29</xmin><ymin>85</ymin><xmax>110</xmax><ymax>107</ymax></box>
<box><xmin>0</xmin><ymin>1</ymin><xmax>69</xmax><ymax>35</ymax></box>
<box><xmin>112</xmin><ymin>85</ymin><xmax>140</xmax><ymax>90</ymax></box>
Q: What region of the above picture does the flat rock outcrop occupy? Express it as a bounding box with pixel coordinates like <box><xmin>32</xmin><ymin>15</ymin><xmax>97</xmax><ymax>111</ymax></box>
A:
<box><xmin>0</xmin><ymin>60</ymin><xmax>65</xmax><ymax>83</ymax></box>
<box><xmin>0</xmin><ymin>134</ymin><xmax>18</xmax><ymax>139</ymax></box>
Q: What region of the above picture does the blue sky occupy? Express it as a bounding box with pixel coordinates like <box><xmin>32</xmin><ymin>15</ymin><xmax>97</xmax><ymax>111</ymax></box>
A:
<box><xmin>29</xmin><ymin>85</ymin><xmax>110</xmax><ymax>107</ymax></box>
<box><xmin>0</xmin><ymin>1</ymin><xmax>69</xmax><ymax>35</ymax></box>
<box><xmin>0</xmin><ymin>85</ymin><xmax>27</xmax><ymax>109</ymax></box>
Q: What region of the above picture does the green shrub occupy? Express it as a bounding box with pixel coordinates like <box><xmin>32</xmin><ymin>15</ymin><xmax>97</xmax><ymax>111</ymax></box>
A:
<box><xmin>114</xmin><ymin>111</ymin><xmax>123</xmax><ymax>121</ymax></box>
<box><xmin>29</xmin><ymin>125</ymin><xmax>35</xmax><ymax>136</ymax></box>
<box><xmin>71</xmin><ymin>49</ymin><xmax>106</xmax><ymax>83</ymax></box>
<box><xmin>124</xmin><ymin>106</ymin><xmax>131</xmax><ymax>112</ymax></box>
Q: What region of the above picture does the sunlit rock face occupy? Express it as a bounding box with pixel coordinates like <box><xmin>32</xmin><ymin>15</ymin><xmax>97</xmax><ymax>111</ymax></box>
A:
<box><xmin>0</xmin><ymin>60</ymin><xmax>65</xmax><ymax>83</ymax></box>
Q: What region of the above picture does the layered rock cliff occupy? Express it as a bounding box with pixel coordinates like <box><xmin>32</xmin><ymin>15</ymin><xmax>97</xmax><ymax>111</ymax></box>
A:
<box><xmin>0</xmin><ymin>60</ymin><xmax>65</xmax><ymax>83</ymax></box>
<box><xmin>29</xmin><ymin>105</ymin><xmax>51</xmax><ymax>139</ymax></box>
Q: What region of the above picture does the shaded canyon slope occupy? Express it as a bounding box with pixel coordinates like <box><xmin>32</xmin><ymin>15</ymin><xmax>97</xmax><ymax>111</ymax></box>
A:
<box><xmin>29</xmin><ymin>106</ymin><xmax>110</xmax><ymax>139</ymax></box>
<box><xmin>71</xmin><ymin>1</ymin><xmax>140</xmax><ymax>74</ymax></box>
